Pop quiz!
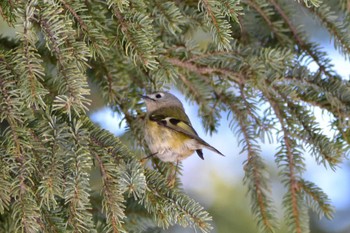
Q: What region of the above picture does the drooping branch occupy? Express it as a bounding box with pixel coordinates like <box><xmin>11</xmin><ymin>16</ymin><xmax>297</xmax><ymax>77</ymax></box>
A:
<box><xmin>263</xmin><ymin>86</ymin><xmax>303</xmax><ymax>233</ymax></box>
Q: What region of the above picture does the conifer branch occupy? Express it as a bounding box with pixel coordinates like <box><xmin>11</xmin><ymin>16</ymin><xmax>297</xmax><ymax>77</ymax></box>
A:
<box><xmin>59</xmin><ymin>0</ymin><xmax>109</xmax><ymax>59</ymax></box>
<box><xmin>38</xmin><ymin>3</ymin><xmax>91</xmax><ymax>119</ymax></box>
<box><xmin>244</xmin><ymin>0</ymin><xmax>290</xmax><ymax>44</ymax></box>
<box><xmin>237</xmin><ymin>88</ymin><xmax>277</xmax><ymax>233</ymax></box>
<box><xmin>111</xmin><ymin>5</ymin><xmax>158</xmax><ymax>70</ymax></box>
<box><xmin>338</xmin><ymin>0</ymin><xmax>350</xmax><ymax>13</ymax></box>
<box><xmin>280</xmin><ymin>95</ymin><xmax>342</xmax><ymax>168</ymax></box>
<box><xmin>94</xmin><ymin>152</ymin><xmax>126</xmax><ymax>233</ymax></box>
<box><xmin>0</xmin><ymin>153</ymin><xmax>10</xmax><ymax>214</ymax></box>
<box><xmin>302</xmin><ymin>0</ymin><xmax>321</xmax><ymax>7</ymax></box>
<box><xmin>204</xmin><ymin>86</ymin><xmax>277</xmax><ymax>232</ymax></box>
<box><xmin>144</xmin><ymin>169</ymin><xmax>213</xmax><ymax>233</ymax></box>
<box><xmin>152</xmin><ymin>1</ymin><xmax>185</xmax><ymax>35</ymax></box>
<box><xmin>178</xmin><ymin>74</ymin><xmax>203</xmax><ymax>103</ymax></box>
<box><xmin>64</xmin><ymin>119</ymin><xmax>94</xmax><ymax>231</ymax></box>
<box><xmin>267</xmin><ymin>0</ymin><xmax>303</xmax><ymax>44</ymax></box>
<box><xmin>217</xmin><ymin>0</ymin><xmax>242</xmax><ymax>23</ymax></box>
<box><xmin>287</xmin><ymin>73</ymin><xmax>350</xmax><ymax>147</ymax></box>
<box><xmin>186</xmin><ymin>50</ymin><xmax>236</xmax><ymax>62</ymax></box>
<box><xmin>90</xmin><ymin>59</ymin><xmax>147</xmax><ymax>146</ymax></box>
<box><xmin>13</xmin><ymin>0</ymin><xmax>47</xmax><ymax>109</ymax></box>
<box><xmin>104</xmin><ymin>70</ymin><xmax>116</xmax><ymax>104</ymax></box>
<box><xmin>303</xmin><ymin>3</ymin><xmax>350</xmax><ymax>58</ymax></box>
<box><xmin>167</xmin><ymin>57</ymin><xmax>241</xmax><ymax>82</ymax></box>
<box><xmin>0</xmin><ymin>0</ymin><xmax>16</xmax><ymax>25</ymax></box>
<box><xmin>0</xmin><ymin>76</ymin><xmax>14</xmax><ymax>214</ymax></box>
<box><xmin>0</xmin><ymin>48</ymin><xmax>44</xmax><ymax>232</ymax></box>
<box><xmin>1</xmin><ymin>1</ymin><xmax>350</xmax><ymax>232</ymax></box>
<box><xmin>229</xmin><ymin>91</ymin><xmax>277</xmax><ymax>232</ymax></box>
<box><xmin>5</xmin><ymin>120</ymin><xmax>43</xmax><ymax>233</ymax></box>
<box><xmin>60</xmin><ymin>0</ymin><xmax>88</xmax><ymax>32</ymax></box>
<box><xmin>199</xmin><ymin>0</ymin><xmax>233</xmax><ymax>50</ymax></box>
<box><xmin>265</xmin><ymin>89</ymin><xmax>303</xmax><ymax>233</ymax></box>
<box><xmin>284</xmin><ymin>73</ymin><xmax>350</xmax><ymax>122</ymax></box>
<box><xmin>174</xmin><ymin>72</ymin><xmax>222</xmax><ymax>132</ymax></box>
<box><xmin>87</xmin><ymin>117</ymin><xmax>146</xmax><ymax>194</ymax></box>
<box><xmin>36</xmin><ymin>114</ymin><xmax>66</xmax><ymax>210</ymax></box>
<box><xmin>268</xmin><ymin>0</ymin><xmax>336</xmax><ymax>79</ymax></box>
<box><xmin>298</xmin><ymin>179</ymin><xmax>334</xmax><ymax>219</ymax></box>
<box><xmin>39</xmin><ymin>207</ymin><xmax>66</xmax><ymax>232</ymax></box>
<box><xmin>0</xmin><ymin>53</ymin><xmax>20</xmax><ymax>122</ymax></box>
<box><xmin>243</xmin><ymin>155</ymin><xmax>276</xmax><ymax>233</ymax></box>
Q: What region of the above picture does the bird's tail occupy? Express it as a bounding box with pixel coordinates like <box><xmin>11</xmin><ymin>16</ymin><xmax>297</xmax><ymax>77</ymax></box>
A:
<box><xmin>194</xmin><ymin>136</ymin><xmax>225</xmax><ymax>159</ymax></box>
<box><xmin>205</xmin><ymin>144</ymin><xmax>225</xmax><ymax>157</ymax></box>
<box><xmin>198</xmin><ymin>139</ymin><xmax>225</xmax><ymax>158</ymax></box>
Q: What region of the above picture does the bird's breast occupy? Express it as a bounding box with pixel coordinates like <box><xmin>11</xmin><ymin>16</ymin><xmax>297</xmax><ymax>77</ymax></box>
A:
<box><xmin>144</xmin><ymin>121</ymin><xmax>199</xmax><ymax>162</ymax></box>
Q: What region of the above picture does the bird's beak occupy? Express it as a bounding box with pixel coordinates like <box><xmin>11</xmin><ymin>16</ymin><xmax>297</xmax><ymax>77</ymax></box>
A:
<box><xmin>140</xmin><ymin>94</ymin><xmax>155</xmax><ymax>101</ymax></box>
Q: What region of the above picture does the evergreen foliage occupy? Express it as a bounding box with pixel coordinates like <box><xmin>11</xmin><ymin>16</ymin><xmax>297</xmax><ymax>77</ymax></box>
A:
<box><xmin>0</xmin><ymin>0</ymin><xmax>349</xmax><ymax>232</ymax></box>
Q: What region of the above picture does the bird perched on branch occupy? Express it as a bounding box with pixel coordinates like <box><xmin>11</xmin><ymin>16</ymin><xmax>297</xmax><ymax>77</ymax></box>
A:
<box><xmin>142</xmin><ymin>91</ymin><xmax>224</xmax><ymax>163</ymax></box>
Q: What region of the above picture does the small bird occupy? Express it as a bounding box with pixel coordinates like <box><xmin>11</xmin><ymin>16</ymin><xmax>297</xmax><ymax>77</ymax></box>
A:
<box><xmin>142</xmin><ymin>91</ymin><xmax>224</xmax><ymax>163</ymax></box>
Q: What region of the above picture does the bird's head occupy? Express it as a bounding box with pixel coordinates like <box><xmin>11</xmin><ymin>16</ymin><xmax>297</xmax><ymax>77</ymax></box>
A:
<box><xmin>141</xmin><ymin>92</ymin><xmax>184</xmax><ymax>112</ymax></box>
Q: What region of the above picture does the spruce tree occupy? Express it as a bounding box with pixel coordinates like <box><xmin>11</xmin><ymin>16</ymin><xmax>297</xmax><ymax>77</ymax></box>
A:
<box><xmin>0</xmin><ymin>0</ymin><xmax>349</xmax><ymax>232</ymax></box>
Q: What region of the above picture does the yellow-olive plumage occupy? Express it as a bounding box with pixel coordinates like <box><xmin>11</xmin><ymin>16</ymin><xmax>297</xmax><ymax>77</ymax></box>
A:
<box><xmin>142</xmin><ymin>92</ymin><xmax>224</xmax><ymax>163</ymax></box>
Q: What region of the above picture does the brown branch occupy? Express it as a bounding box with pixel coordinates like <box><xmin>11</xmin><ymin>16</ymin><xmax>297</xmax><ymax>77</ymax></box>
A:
<box><xmin>298</xmin><ymin>180</ymin><xmax>333</xmax><ymax>218</ymax></box>
<box><xmin>187</xmin><ymin>50</ymin><xmax>238</xmax><ymax>62</ymax></box>
<box><xmin>99</xmin><ymin>63</ymin><xmax>115</xmax><ymax>104</ymax></box>
<box><xmin>264</xmin><ymin>87</ymin><xmax>301</xmax><ymax>233</ymax></box>
<box><xmin>267</xmin><ymin>0</ymin><xmax>333</xmax><ymax>78</ymax></box>
<box><xmin>39</xmin><ymin>12</ymin><xmax>82</xmax><ymax>100</ymax></box>
<box><xmin>231</xmin><ymin>103</ymin><xmax>274</xmax><ymax>230</ymax></box>
<box><xmin>94</xmin><ymin>153</ymin><xmax>121</xmax><ymax>233</ymax></box>
<box><xmin>282</xmin><ymin>76</ymin><xmax>350</xmax><ymax>117</ymax></box>
<box><xmin>0</xmin><ymin>69</ymin><xmax>38</xmax><ymax>232</ymax></box>
<box><xmin>22</xmin><ymin>4</ymin><xmax>39</xmax><ymax>104</ymax></box>
<box><xmin>210</xmin><ymin>85</ymin><xmax>273</xmax><ymax>230</ymax></box>
<box><xmin>40</xmin><ymin>21</ymin><xmax>72</xmax><ymax>99</ymax></box>
<box><xmin>0</xmin><ymin>0</ymin><xmax>16</xmax><ymax>26</ymax></box>
<box><xmin>244</xmin><ymin>0</ymin><xmax>286</xmax><ymax>43</ymax></box>
<box><xmin>0</xmin><ymin>63</ymin><xmax>23</xmax><ymax>169</ymax></box>
<box><xmin>239</xmin><ymin>84</ymin><xmax>261</xmax><ymax>125</ymax></box>
<box><xmin>267</xmin><ymin>0</ymin><xmax>303</xmax><ymax>45</ymax></box>
<box><xmin>178</xmin><ymin>74</ymin><xmax>202</xmax><ymax>103</ymax></box>
<box><xmin>303</xmin><ymin>3</ymin><xmax>350</xmax><ymax>55</ymax></box>
<box><xmin>167</xmin><ymin>57</ymin><xmax>242</xmax><ymax>83</ymax></box>
<box><xmin>201</xmin><ymin>0</ymin><xmax>220</xmax><ymax>34</ymax></box>
<box><xmin>60</xmin><ymin>0</ymin><xmax>109</xmax><ymax>55</ymax></box>
<box><xmin>59</xmin><ymin>0</ymin><xmax>88</xmax><ymax>32</ymax></box>
<box><xmin>96</xmin><ymin>63</ymin><xmax>136</xmax><ymax>127</ymax></box>
<box><xmin>111</xmin><ymin>6</ymin><xmax>149</xmax><ymax>65</ymax></box>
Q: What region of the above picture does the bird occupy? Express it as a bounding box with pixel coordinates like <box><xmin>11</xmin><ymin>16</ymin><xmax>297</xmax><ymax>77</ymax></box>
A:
<box><xmin>141</xmin><ymin>91</ymin><xmax>224</xmax><ymax>163</ymax></box>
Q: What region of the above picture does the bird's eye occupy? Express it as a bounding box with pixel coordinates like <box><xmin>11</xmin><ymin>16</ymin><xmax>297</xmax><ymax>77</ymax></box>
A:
<box><xmin>155</xmin><ymin>94</ymin><xmax>162</xmax><ymax>98</ymax></box>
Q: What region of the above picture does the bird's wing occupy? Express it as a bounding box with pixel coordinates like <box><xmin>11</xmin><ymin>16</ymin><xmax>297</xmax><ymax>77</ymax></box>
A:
<box><xmin>149</xmin><ymin>114</ymin><xmax>199</xmax><ymax>137</ymax></box>
<box><xmin>149</xmin><ymin>113</ymin><xmax>224</xmax><ymax>157</ymax></box>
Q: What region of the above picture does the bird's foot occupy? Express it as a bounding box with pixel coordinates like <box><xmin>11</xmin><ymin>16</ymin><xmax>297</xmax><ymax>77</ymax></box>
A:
<box><xmin>166</xmin><ymin>161</ymin><xmax>179</xmax><ymax>188</ymax></box>
<box><xmin>140</xmin><ymin>152</ymin><xmax>157</xmax><ymax>164</ymax></box>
